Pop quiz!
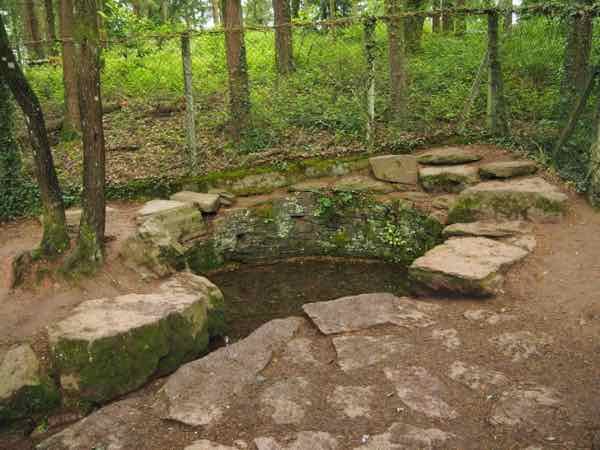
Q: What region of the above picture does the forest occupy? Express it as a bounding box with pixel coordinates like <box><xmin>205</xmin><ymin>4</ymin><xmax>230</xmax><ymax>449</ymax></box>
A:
<box><xmin>1</xmin><ymin>0</ymin><xmax>600</xmax><ymax>268</ymax></box>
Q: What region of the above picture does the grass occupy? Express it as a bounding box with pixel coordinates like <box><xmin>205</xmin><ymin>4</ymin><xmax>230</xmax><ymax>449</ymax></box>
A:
<box><xmin>19</xmin><ymin>15</ymin><xmax>600</xmax><ymax>193</ymax></box>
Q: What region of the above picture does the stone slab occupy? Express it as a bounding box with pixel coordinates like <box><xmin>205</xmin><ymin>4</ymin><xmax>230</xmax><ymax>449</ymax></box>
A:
<box><xmin>490</xmin><ymin>386</ymin><xmax>561</xmax><ymax>430</ymax></box>
<box><xmin>136</xmin><ymin>199</ymin><xmax>192</xmax><ymax>224</ymax></box>
<box><xmin>327</xmin><ymin>385</ymin><xmax>374</xmax><ymax>418</ymax></box>
<box><xmin>419</xmin><ymin>165</ymin><xmax>479</xmax><ymax>193</ymax></box>
<box><xmin>448</xmin><ymin>360</ymin><xmax>509</xmax><ymax>391</ymax></box>
<box><xmin>162</xmin><ymin>317</ymin><xmax>304</xmax><ymax>426</ymax></box>
<box><xmin>260</xmin><ymin>377</ymin><xmax>312</xmax><ymax>425</ymax></box>
<box><xmin>185</xmin><ymin>441</ymin><xmax>248</xmax><ymax>450</ymax></box>
<box><xmin>354</xmin><ymin>423</ymin><xmax>456</xmax><ymax>450</ymax></box>
<box><xmin>490</xmin><ymin>331</ymin><xmax>554</xmax><ymax>362</ymax></box>
<box><xmin>255</xmin><ymin>432</ymin><xmax>338</xmax><ymax>450</ymax></box>
<box><xmin>463</xmin><ymin>309</ymin><xmax>516</xmax><ymax>325</ymax></box>
<box><xmin>48</xmin><ymin>273</ymin><xmax>224</xmax><ymax>403</ymax></box>
<box><xmin>302</xmin><ymin>294</ymin><xmax>436</xmax><ymax>335</ymax></box>
<box><xmin>409</xmin><ymin>237</ymin><xmax>529</xmax><ymax>296</ymax></box>
<box><xmin>333</xmin><ymin>335</ymin><xmax>412</xmax><ymax>371</ymax></box>
<box><xmin>332</xmin><ymin>175</ymin><xmax>395</xmax><ymax>194</ymax></box>
<box><xmin>432</xmin><ymin>328</ymin><xmax>461</xmax><ymax>350</ymax></box>
<box><xmin>369</xmin><ymin>154</ymin><xmax>418</xmax><ymax>185</ymax></box>
<box><xmin>170</xmin><ymin>191</ymin><xmax>221</xmax><ymax>213</ymax></box>
<box><xmin>384</xmin><ymin>366</ymin><xmax>458</xmax><ymax>419</ymax></box>
<box><xmin>418</xmin><ymin>147</ymin><xmax>482</xmax><ymax>165</ymax></box>
<box><xmin>479</xmin><ymin>160</ymin><xmax>538</xmax><ymax>179</ymax></box>
<box><xmin>443</xmin><ymin>220</ymin><xmax>533</xmax><ymax>238</ymax></box>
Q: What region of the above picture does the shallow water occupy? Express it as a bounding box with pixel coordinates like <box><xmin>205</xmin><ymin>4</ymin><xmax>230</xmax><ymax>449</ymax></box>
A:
<box><xmin>209</xmin><ymin>258</ymin><xmax>410</xmax><ymax>340</ymax></box>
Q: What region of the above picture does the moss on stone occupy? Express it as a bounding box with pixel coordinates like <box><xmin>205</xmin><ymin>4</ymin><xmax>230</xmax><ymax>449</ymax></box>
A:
<box><xmin>0</xmin><ymin>379</ymin><xmax>61</xmax><ymax>424</ymax></box>
<box><xmin>185</xmin><ymin>241</ymin><xmax>224</xmax><ymax>274</ymax></box>
<box><xmin>420</xmin><ymin>173</ymin><xmax>474</xmax><ymax>194</ymax></box>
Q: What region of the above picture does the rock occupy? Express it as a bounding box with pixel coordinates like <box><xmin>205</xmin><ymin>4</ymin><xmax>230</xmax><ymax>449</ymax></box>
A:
<box><xmin>38</xmin><ymin>399</ymin><xmax>144</xmax><ymax>450</ymax></box>
<box><xmin>432</xmin><ymin>328</ymin><xmax>461</xmax><ymax>350</ymax></box>
<box><xmin>443</xmin><ymin>220</ymin><xmax>533</xmax><ymax>238</ymax></box>
<box><xmin>490</xmin><ymin>331</ymin><xmax>554</xmax><ymax>362</ymax></box>
<box><xmin>229</xmin><ymin>172</ymin><xmax>290</xmax><ymax>196</ymax></box>
<box><xmin>332</xmin><ymin>175</ymin><xmax>395</xmax><ymax>194</ymax></box>
<box><xmin>327</xmin><ymin>385</ymin><xmax>374</xmax><ymax>418</ymax></box>
<box><xmin>162</xmin><ymin>317</ymin><xmax>304</xmax><ymax>426</ymax></box>
<box><xmin>418</xmin><ymin>147</ymin><xmax>482</xmax><ymax>165</ymax></box>
<box><xmin>369</xmin><ymin>154</ymin><xmax>418</xmax><ymax>185</ymax></box>
<box><xmin>332</xmin><ymin>335</ymin><xmax>412</xmax><ymax>371</ymax></box>
<box><xmin>431</xmin><ymin>194</ymin><xmax>457</xmax><ymax>210</ymax></box>
<box><xmin>255</xmin><ymin>432</ymin><xmax>339</xmax><ymax>450</ymax></box>
<box><xmin>0</xmin><ymin>344</ymin><xmax>59</xmax><ymax>423</ymax></box>
<box><xmin>208</xmin><ymin>189</ymin><xmax>236</xmax><ymax>207</ymax></box>
<box><xmin>354</xmin><ymin>423</ymin><xmax>456</xmax><ymax>450</ymax></box>
<box><xmin>302</xmin><ymin>294</ymin><xmax>436</xmax><ymax>335</ymax></box>
<box><xmin>185</xmin><ymin>441</ymin><xmax>248</xmax><ymax>450</ymax></box>
<box><xmin>261</xmin><ymin>377</ymin><xmax>312</xmax><ymax>425</ymax></box>
<box><xmin>384</xmin><ymin>366</ymin><xmax>458</xmax><ymax>419</ymax></box>
<box><xmin>409</xmin><ymin>237</ymin><xmax>529</xmax><ymax>296</ymax></box>
<box><xmin>448</xmin><ymin>177</ymin><xmax>568</xmax><ymax>224</ymax></box>
<box><xmin>48</xmin><ymin>273</ymin><xmax>224</xmax><ymax>404</ymax></box>
<box><xmin>479</xmin><ymin>160</ymin><xmax>538</xmax><ymax>179</ymax></box>
<box><xmin>288</xmin><ymin>180</ymin><xmax>332</xmax><ymax>192</ymax></box>
<box><xmin>501</xmin><ymin>234</ymin><xmax>537</xmax><ymax>252</ymax></box>
<box><xmin>170</xmin><ymin>191</ymin><xmax>221</xmax><ymax>213</ymax></box>
<box><xmin>282</xmin><ymin>338</ymin><xmax>320</xmax><ymax>366</ymax></box>
<box><xmin>448</xmin><ymin>361</ymin><xmax>509</xmax><ymax>391</ymax></box>
<box><xmin>490</xmin><ymin>386</ymin><xmax>561</xmax><ymax>431</ymax></box>
<box><xmin>463</xmin><ymin>309</ymin><xmax>516</xmax><ymax>325</ymax></box>
<box><xmin>123</xmin><ymin>200</ymin><xmax>206</xmax><ymax>277</ymax></box>
<box><xmin>419</xmin><ymin>165</ymin><xmax>479</xmax><ymax>193</ymax></box>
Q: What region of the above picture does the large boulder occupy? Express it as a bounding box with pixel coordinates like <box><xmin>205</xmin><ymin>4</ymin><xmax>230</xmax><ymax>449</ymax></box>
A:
<box><xmin>448</xmin><ymin>177</ymin><xmax>568</xmax><ymax>224</ymax></box>
<box><xmin>419</xmin><ymin>165</ymin><xmax>479</xmax><ymax>193</ymax></box>
<box><xmin>409</xmin><ymin>237</ymin><xmax>529</xmax><ymax>296</ymax></box>
<box><xmin>369</xmin><ymin>155</ymin><xmax>418</xmax><ymax>186</ymax></box>
<box><xmin>170</xmin><ymin>191</ymin><xmax>220</xmax><ymax>213</ymax></box>
<box><xmin>48</xmin><ymin>273</ymin><xmax>224</xmax><ymax>404</ymax></box>
<box><xmin>0</xmin><ymin>344</ymin><xmax>59</xmax><ymax>423</ymax></box>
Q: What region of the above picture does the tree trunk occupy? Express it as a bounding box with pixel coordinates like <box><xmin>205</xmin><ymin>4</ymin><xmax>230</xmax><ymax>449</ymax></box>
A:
<box><xmin>273</xmin><ymin>0</ymin><xmax>293</xmax><ymax>75</ymax></box>
<box><xmin>404</xmin><ymin>0</ymin><xmax>424</xmax><ymax>54</ymax></box>
<box><xmin>44</xmin><ymin>0</ymin><xmax>58</xmax><ymax>55</ymax></box>
<box><xmin>432</xmin><ymin>13</ymin><xmax>440</xmax><ymax>33</ymax></box>
<box><xmin>0</xmin><ymin>16</ymin><xmax>69</xmax><ymax>256</ymax></box>
<box><xmin>59</xmin><ymin>0</ymin><xmax>81</xmax><ymax>136</ymax></box>
<box><xmin>486</xmin><ymin>12</ymin><xmax>509</xmax><ymax>135</ymax></box>
<box><xmin>69</xmin><ymin>0</ymin><xmax>106</xmax><ymax>270</ymax></box>
<box><xmin>222</xmin><ymin>0</ymin><xmax>250</xmax><ymax>136</ymax></box>
<box><xmin>454</xmin><ymin>0</ymin><xmax>466</xmax><ymax>36</ymax></box>
<box><xmin>386</xmin><ymin>0</ymin><xmax>407</xmax><ymax>122</ymax></box>
<box><xmin>23</xmin><ymin>0</ymin><xmax>45</xmax><ymax>59</ymax></box>
<box><xmin>211</xmin><ymin>0</ymin><xmax>220</xmax><ymax>25</ymax></box>
<box><xmin>561</xmin><ymin>2</ymin><xmax>593</xmax><ymax>117</ymax></box>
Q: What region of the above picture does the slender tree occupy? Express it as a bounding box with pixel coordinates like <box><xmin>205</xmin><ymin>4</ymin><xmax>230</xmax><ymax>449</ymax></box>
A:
<box><xmin>222</xmin><ymin>0</ymin><xmax>250</xmax><ymax>135</ymax></box>
<box><xmin>0</xmin><ymin>16</ymin><xmax>69</xmax><ymax>256</ymax></box>
<box><xmin>67</xmin><ymin>0</ymin><xmax>107</xmax><ymax>269</ymax></box>
<box><xmin>273</xmin><ymin>0</ymin><xmax>293</xmax><ymax>75</ymax></box>
<box><xmin>23</xmin><ymin>0</ymin><xmax>45</xmax><ymax>59</ymax></box>
<box><xmin>44</xmin><ymin>0</ymin><xmax>58</xmax><ymax>55</ymax></box>
<box><xmin>386</xmin><ymin>0</ymin><xmax>407</xmax><ymax>121</ymax></box>
<box><xmin>59</xmin><ymin>0</ymin><xmax>81</xmax><ymax>135</ymax></box>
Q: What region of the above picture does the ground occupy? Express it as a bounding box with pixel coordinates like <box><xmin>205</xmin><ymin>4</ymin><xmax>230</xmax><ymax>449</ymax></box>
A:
<box><xmin>0</xmin><ymin>145</ymin><xmax>599</xmax><ymax>449</ymax></box>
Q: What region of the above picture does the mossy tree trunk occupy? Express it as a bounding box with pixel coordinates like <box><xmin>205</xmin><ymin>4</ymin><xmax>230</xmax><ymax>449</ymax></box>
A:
<box><xmin>561</xmin><ymin>1</ymin><xmax>593</xmax><ymax>119</ymax></box>
<box><xmin>486</xmin><ymin>12</ymin><xmax>509</xmax><ymax>136</ymax></box>
<box><xmin>386</xmin><ymin>0</ymin><xmax>407</xmax><ymax>123</ymax></box>
<box><xmin>68</xmin><ymin>0</ymin><xmax>106</xmax><ymax>270</ymax></box>
<box><xmin>23</xmin><ymin>0</ymin><xmax>45</xmax><ymax>59</ymax></box>
<box><xmin>222</xmin><ymin>0</ymin><xmax>250</xmax><ymax>138</ymax></box>
<box><xmin>273</xmin><ymin>0</ymin><xmax>293</xmax><ymax>75</ymax></box>
<box><xmin>0</xmin><ymin>16</ymin><xmax>69</xmax><ymax>256</ymax></box>
<box><xmin>59</xmin><ymin>0</ymin><xmax>81</xmax><ymax>136</ymax></box>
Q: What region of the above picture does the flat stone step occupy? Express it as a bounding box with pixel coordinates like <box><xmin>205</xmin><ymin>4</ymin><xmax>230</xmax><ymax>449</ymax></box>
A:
<box><xmin>409</xmin><ymin>237</ymin><xmax>529</xmax><ymax>296</ymax></box>
<box><xmin>419</xmin><ymin>165</ymin><xmax>479</xmax><ymax>193</ymax></box>
<box><xmin>418</xmin><ymin>147</ymin><xmax>482</xmax><ymax>165</ymax></box>
<box><xmin>47</xmin><ymin>273</ymin><xmax>224</xmax><ymax>404</ymax></box>
<box><xmin>136</xmin><ymin>199</ymin><xmax>193</xmax><ymax>224</ymax></box>
<box><xmin>479</xmin><ymin>160</ymin><xmax>538</xmax><ymax>179</ymax></box>
<box><xmin>170</xmin><ymin>191</ymin><xmax>220</xmax><ymax>213</ymax></box>
<box><xmin>331</xmin><ymin>175</ymin><xmax>395</xmax><ymax>193</ymax></box>
<box><xmin>443</xmin><ymin>220</ymin><xmax>533</xmax><ymax>238</ymax></box>
<box><xmin>448</xmin><ymin>177</ymin><xmax>568</xmax><ymax>224</ymax></box>
<box><xmin>369</xmin><ymin>154</ymin><xmax>418</xmax><ymax>185</ymax></box>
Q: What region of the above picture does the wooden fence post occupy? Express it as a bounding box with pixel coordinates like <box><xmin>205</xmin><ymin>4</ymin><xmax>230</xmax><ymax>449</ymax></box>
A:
<box><xmin>181</xmin><ymin>32</ymin><xmax>198</xmax><ymax>172</ymax></box>
<box><xmin>459</xmin><ymin>49</ymin><xmax>488</xmax><ymax>130</ymax></box>
<box><xmin>385</xmin><ymin>0</ymin><xmax>407</xmax><ymax>123</ymax></box>
<box><xmin>363</xmin><ymin>16</ymin><xmax>377</xmax><ymax>145</ymax></box>
<box><xmin>486</xmin><ymin>11</ymin><xmax>509</xmax><ymax>135</ymax></box>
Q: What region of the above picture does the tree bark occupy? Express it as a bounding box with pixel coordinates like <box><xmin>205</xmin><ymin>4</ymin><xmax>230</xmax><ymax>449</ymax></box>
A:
<box><xmin>69</xmin><ymin>0</ymin><xmax>106</xmax><ymax>269</ymax></box>
<box><xmin>0</xmin><ymin>16</ymin><xmax>69</xmax><ymax>256</ymax></box>
<box><xmin>273</xmin><ymin>0</ymin><xmax>293</xmax><ymax>75</ymax></box>
<box><xmin>386</xmin><ymin>0</ymin><xmax>407</xmax><ymax>122</ymax></box>
<box><xmin>486</xmin><ymin>12</ymin><xmax>509</xmax><ymax>135</ymax></box>
<box><xmin>44</xmin><ymin>0</ymin><xmax>58</xmax><ymax>55</ymax></box>
<box><xmin>59</xmin><ymin>0</ymin><xmax>81</xmax><ymax>135</ymax></box>
<box><xmin>561</xmin><ymin>2</ymin><xmax>593</xmax><ymax>117</ymax></box>
<box><xmin>222</xmin><ymin>0</ymin><xmax>250</xmax><ymax>137</ymax></box>
<box><xmin>23</xmin><ymin>0</ymin><xmax>45</xmax><ymax>59</ymax></box>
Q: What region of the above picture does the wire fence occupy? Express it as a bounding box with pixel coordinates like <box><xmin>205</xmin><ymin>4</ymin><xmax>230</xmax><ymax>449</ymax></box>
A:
<box><xmin>9</xmin><ymin>4</ymin><xmax>600</xmax><ymax>189</ymax></box>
